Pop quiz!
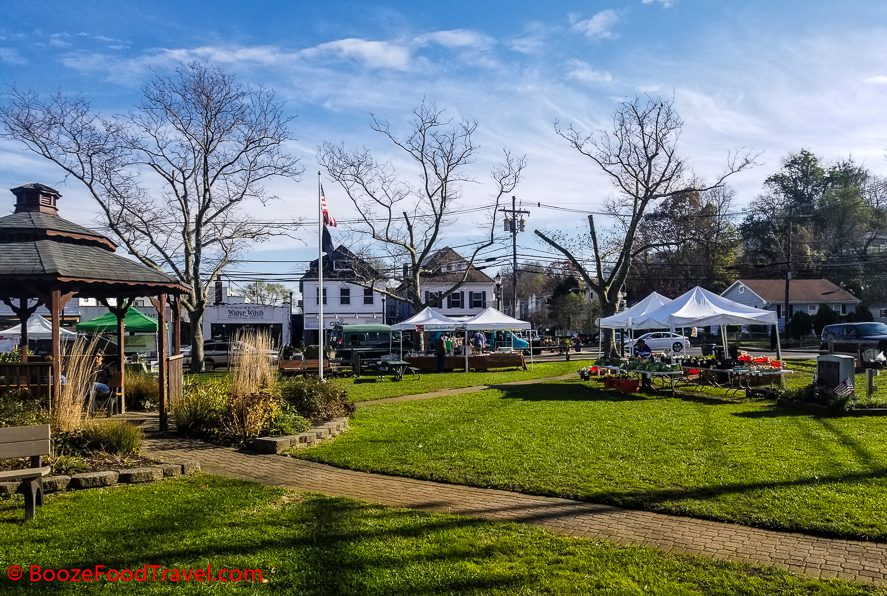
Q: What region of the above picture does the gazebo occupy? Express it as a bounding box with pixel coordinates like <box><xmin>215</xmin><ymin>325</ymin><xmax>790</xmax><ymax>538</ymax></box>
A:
<box><xmin>0</xmin><ymin>183</ymin><xmax>187</xmax><ymax>430</ymax></box>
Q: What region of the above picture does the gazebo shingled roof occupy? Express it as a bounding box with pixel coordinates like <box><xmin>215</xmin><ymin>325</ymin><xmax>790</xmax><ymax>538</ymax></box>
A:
<box><xmin>0</xmin><ymin>183</ymin><xmax>186</xmax><ymax>430</ymax></box>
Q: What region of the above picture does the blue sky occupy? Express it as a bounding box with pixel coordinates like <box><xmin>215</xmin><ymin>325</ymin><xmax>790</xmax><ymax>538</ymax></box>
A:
<box><xmin>2</xmin><ymin>0</ymin><xmax>887</xmax><ymax>294</ymax></box>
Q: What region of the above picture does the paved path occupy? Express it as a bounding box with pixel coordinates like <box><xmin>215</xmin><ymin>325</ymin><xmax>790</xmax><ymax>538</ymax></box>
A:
<box><xmin>143</xmin><ymin>435</ymin><xmax>887</xmax><ymax>586</ymax></box>
<box><xmin>355</xmin><ymin>372</ymin><xmax>577</xmax><ymax>408</ymax></box>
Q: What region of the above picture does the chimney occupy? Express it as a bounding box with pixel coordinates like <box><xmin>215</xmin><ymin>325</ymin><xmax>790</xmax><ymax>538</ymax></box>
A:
<box><xmin>214</xmin><ymin>280</ymin><xmax>224</xmax><ymax>305</ymax></box>
<box><xmin>11</xmin><ymin>183</ymin><xmax>61</xmax><ymax>215</ymax></box>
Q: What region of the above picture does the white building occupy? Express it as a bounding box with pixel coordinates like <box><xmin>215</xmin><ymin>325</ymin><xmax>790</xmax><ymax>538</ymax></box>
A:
<box><xmin>299</xmin><ymin>246</ymin><xmax>387</xmax><ymax>345</ymax></box>
<box><xmin>398</xmin><ymin>246</ymin><xmax>496</xmax><ymax>319</ymax></box>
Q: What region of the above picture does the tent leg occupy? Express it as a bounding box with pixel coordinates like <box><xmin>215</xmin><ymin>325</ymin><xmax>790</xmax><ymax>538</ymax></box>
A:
<box><xmin>775</xmin><ymin>325</ymin><xmax>785</xmax><ymax>388</ymax></box>
<box><xmin>464</xmin><ymin>328</ymin><xmax>468</xmax><ymax>373</ymax></box>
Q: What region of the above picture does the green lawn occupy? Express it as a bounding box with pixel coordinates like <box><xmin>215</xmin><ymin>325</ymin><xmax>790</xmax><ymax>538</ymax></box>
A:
<box><xmin>0</xmin><ymin>476</ymin><xmax>879</xmax><ymax>595</ymax></box>
<box><xmin>300</xmin><ymin>380</ymin><xmax>887</xmax><ymax>541</ymax></box>
<box><xmin>334</xmin><ymin>360</ymin><xmax>581</xmax><ymax>402</ymax></box>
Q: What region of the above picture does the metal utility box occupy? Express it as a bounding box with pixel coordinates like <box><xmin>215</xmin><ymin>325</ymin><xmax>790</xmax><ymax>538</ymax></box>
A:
<box><xmin>816</xmin><ymin>354</ymin><xmax>856</xmax><ymax>392</ymax></box>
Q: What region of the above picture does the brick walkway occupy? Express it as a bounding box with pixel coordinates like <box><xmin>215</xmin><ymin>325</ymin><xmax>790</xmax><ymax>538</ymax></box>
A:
<box><xmin>143</xmin><ymin>435</ymin><xmax>887</xmax><ymax>585</ymax></box>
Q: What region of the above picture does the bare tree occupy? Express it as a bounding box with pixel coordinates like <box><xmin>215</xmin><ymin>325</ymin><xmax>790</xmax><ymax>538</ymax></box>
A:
<box><xmin>240</xmin><ymin>281</ymin><xmax>292</xmax><ymax>306</ymax></box>
<box><xmin>320</xmin><ymin>101</ymin><xmax>525</xmax><ymax>314</ymax></box>
<box><xmin>535</xmin><ymin>96</ymin><xmax>756</xmax><ymax>349</ymax></box>
<box><xmin>0</xmin><ymin>63</ymin><xmax>302</xmax><ymax>370</ymax></box>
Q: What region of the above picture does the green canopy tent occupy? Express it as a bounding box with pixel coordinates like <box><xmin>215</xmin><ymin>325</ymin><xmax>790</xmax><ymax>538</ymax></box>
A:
<box><xmin>77</xmin><ymin>307</ymin><xmax>158</xmax><ymax>333</ymax></box>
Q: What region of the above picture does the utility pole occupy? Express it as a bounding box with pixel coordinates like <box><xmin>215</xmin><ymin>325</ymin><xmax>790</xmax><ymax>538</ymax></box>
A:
<box><xmin>783</xmin><ymin>213</ymin><xmax>792</xmax><ymax>334</ymax></box>
<box><xmin>499</xmin><ymin>196</ymin><xmax>530</xmax><ymax>316</ymax></box>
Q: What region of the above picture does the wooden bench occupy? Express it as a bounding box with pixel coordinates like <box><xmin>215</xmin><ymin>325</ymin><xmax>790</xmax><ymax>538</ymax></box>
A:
<box><xmin>279</xmin><ymin>359</ymin><xmax>345</xmax><ymax>376</ymax></box>
<box><xmin>0</xmin><ymin>424</ymin><xmax>51</xmax><ymax>520</ymax></box>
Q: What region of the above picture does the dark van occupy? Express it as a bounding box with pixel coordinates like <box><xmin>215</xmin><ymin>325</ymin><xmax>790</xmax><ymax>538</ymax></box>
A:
<box><xmin>820</xmin><ymin>322</ymin><xmax>887</xmax><ymax>352</ymax></box>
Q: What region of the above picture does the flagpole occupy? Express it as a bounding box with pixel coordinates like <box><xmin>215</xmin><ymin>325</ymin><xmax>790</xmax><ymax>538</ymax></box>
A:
<box><xmin>318</xmin><ymin>171</ymin><xmax>324</xmax><ymax>381</ymax></box>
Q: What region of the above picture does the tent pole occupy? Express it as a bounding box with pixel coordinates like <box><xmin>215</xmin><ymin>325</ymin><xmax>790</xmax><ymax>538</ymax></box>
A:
<box><xmin>775</xmin><ymin>324</ymin><xmax>785</xmax><ymax>388</ymax></box>
<box><xmin>464</xmin><ymin>328</ymin><xmax>468</xmax><ymax>373</ymax></box>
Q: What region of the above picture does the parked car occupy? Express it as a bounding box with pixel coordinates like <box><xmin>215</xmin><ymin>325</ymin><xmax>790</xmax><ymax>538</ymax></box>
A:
<box><xmin>182</xmin><ymin>340</ymin><xmax>278</xmax><ymax>371</ymax></box>
<box><xmin>820</xmin><ymin>322</ymin><xmax>887</xmax><ymax>352</ymax></box>
<box><xmin>625</xmin><ymin>331</ymin><xmax>691</xmax><ymax>353</ymax></box>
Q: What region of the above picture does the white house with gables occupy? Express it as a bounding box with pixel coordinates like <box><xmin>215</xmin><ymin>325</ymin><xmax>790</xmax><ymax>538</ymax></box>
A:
<box><xmin>299</xmin><ymin>246</ymin><xmax>387</xmax><ymax>345</ymax></box>
<box><xmin>721</xmin><ymin>279</ymin><xmax>860</xmax><ymax>330</ymax></box>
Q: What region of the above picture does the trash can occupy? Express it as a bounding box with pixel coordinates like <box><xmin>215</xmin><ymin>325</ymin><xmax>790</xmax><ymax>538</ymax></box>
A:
<box><xmin>702</xmin><ymin>343</ymin><xmax>718</xmax><ymax>357</ymax></box>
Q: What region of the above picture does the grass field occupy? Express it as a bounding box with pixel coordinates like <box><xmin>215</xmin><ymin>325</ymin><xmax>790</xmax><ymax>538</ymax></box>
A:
<box><xmin>0</xmin><ymin>475</ymin><xmax>879</xmax><ymax>595</ymax></box>
<box><xmin>300</xmin><ymin>379</ymin><xmax>887</xmax><ymax>541</ymax></box>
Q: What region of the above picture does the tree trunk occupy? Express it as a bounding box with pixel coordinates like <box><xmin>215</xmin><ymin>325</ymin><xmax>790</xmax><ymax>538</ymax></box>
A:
<box><xmin>598</xmin><ymin>297</ymin><xmax>619</xmax><ymax>357</ymax></box>
<box><xmin>189</xmin><ymin>308</ymin><xmax>206</xmax><ymax>373</ymax></box>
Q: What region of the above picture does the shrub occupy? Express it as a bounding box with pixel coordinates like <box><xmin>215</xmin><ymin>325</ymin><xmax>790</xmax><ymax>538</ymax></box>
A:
<box><xmin>813</xmin><ymin>305</ymin><xmax>839</xmax><ymax>335</ymax></box>
<box><xmin>0</xmin><ymin>388</ymin><xmax>48</xmax><ymax>428</ymax></box>
<box><xmin>785</xmin><ymin>311</ymin><xmax>813</xmax><ymax>340</ymax></box>
<box><xmin>266</xmin><ymin>403</ymin><xmax>311</xmax><ymax>437</ymax></box>
<box><xmin>81</xmin><ymin>420</ymin><xmax>143</xmax><ymax>455</ymax></box>
<box><xmin>279</xmin><ymin>377</ymin><xmax>354</xmax><ymax>423</ymax></box>
<box><xmin>50</xmin><ymin>454</ymin><xmax>88</xmax><ymax>475</ymax></box>
<box><xmin>224</xmin><ymin>385</ymin><xmax>281</xmax><ymax>442</ymax></box>
<box><xmin>173</xmin><ymin>378</ymin><xmax>229</xmax><ymax>436</ymax></box>
<box><xmin>780</xmin><ymin>383</ymin><xmax>855</xmax><ymax>411</ymax></box>
<box><xmin>124</xmin><ymin>372</ymin><xmax>159</xmax><ymax>411</ymax></box>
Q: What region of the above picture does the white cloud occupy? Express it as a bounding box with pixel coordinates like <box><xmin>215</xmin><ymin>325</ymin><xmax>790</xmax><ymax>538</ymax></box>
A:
<box><xmin>567</xmin><ymin>60</ymin><xmax>614</xmax><ymax>84</ymax></box>
<box><xmin>863</xmin><ymin>74</ymin><xmax>887</xmax><ymax>84</ymax></box>
<box><xmin>642</xmin><ymin>0</ymin><xmax>675</xmax><ymax>8</ymax></box>
<box><xmin>571</xmin><ymin>10</ymin><xmax>620</xmax><ymax>41</ymax></box>
<box><xmin>0</xmin><ymin>48</ymin><xmax>26</xmax><ymax>65</ymax></box>
<box><xmin>300</xmin><ymin>38</ymin><xmax>412</xmax><ymax>70</ymax></box>
<box><xmin>415</xmin><ymin>29</ymin><xmax>493</xmax><ymax>49</ymax></box>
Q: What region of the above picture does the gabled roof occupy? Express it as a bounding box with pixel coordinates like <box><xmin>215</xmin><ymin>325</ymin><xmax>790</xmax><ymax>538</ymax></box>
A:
<box><xmin>729</xmin><ymin>279</ymin><xmax>860</xmax><ymax>304</ymax></box>
<box><xmin>420</xmin><ymin>246</ymin><xmax>493</xmax><ymax>284</ymax></box>
<box><xmin>300</xmin><ymin>245</ymin><xmax>380</xmax><ymax>281</ymax></box>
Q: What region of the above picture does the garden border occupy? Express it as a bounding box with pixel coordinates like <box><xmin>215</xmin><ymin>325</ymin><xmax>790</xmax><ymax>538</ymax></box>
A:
<box><xmin>0</xmin><ymin>459</ymin><xmax>202</xmax><ymax>497</ymax></box>
<box><xmin>252</xmin><ymin>417</ymin><xmax>349</xmax><ymax>454</ymax></box>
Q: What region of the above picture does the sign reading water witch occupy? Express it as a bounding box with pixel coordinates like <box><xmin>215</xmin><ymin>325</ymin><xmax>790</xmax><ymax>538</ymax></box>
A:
<box><xmin>224</xmin><ymin>306</ymin><xmax>267</xmax><ymax>321</ymax></box>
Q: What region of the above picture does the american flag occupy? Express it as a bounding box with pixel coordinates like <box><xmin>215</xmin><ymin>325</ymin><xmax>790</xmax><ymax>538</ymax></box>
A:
<box><xmin>834</xmin><ymin>378</ymin><xmax>855</xmax><ymax>398</ymax></box>
<box><xmin>320</xmin><ymin>185</ymin><xmax>337</xmax><ymax>227</ymax></box>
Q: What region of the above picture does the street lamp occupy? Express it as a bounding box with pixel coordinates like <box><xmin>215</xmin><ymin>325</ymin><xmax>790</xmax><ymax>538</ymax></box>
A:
<box><xmin>494</xmin><ymin>272</ymin><xmax>502</xmax><ymax>311</ymax></box>
<box><xmin>380</xmin><ymin>294</ymin><xmax>386</xmax><ymax>324</ymax></box>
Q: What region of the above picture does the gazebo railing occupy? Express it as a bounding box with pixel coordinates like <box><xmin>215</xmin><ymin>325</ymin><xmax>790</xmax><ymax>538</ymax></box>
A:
<box><xmin>0</xmin><ymin>362</ymin><xmax>52</xmax><ymax>396</ymax></box>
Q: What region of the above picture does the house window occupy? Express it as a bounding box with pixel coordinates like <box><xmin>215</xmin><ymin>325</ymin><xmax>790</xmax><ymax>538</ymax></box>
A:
<box><xmin>315</xmin><ymin>287</ymin><xmax>327</xmax><ymax>305</ymax></box>
<box><xmin>363</xmin><ymin>287</ymin><xmax>374</xmax><ymax>305</ymax></box>
<box><xmin>340</xmin><ymin>287</ymin><xmax>351</xmax><ymax>305</ymax></box>
<box><xmin>808</xmin><ymin>304</ymin><xmax>817</xmax><ymax>314</ymax></box>
<box><xmin>832</xmin><ymin>304</ymin><xmax>841</xmax><ymax>312</ymax></box>
<box><xmin>880</xmin><ymin>308</ymin><xmax>887</xmax><ymax>318</ymax></box>
<box><xmin>469</xmin><ymin>291</ymin><xmax>487</xmax><ymax>309</ymax></box>
<box><xmin>425</xmin><ymin>291</ymin><xmax>443</xmax><ymax>307</ymax></box>
<box><xmin>841</xmin><ymin>304</ymin><xmax>847</xmax><ymax>315</ymax></box>
<box><xmin>738</xmin><ymin>286</ymin><xmax>744</xmax><ymax>293</ymax></box>
<box><xmin>448</xmin><ymin>292</ymin><xmax>463</xmax><ymax>309</ymax></box>
<box><xmin>333</xmin><ymin>260</ymin><xmax>352</xmax><ymax>271</ymax></box>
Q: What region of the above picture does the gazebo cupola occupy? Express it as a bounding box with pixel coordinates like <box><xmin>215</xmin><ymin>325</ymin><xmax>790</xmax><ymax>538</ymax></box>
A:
<box><xmin>12</xmin><ymin>183</ymin><xmax>61</xmax><ymax>215</ymax></box>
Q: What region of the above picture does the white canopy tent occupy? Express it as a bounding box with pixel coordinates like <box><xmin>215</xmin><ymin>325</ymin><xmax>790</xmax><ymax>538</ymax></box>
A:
<box><xmin>390</xmin><ymin>307</ymin><xmax>459</xmax><ymax>360</ymax></box>
<box><xmin>0</xmin><ymin>314</ymin><xmax>77</xmax><ymax>352</ymax></box>
<box><xmin>630</xmin><ymin>286</ymin><xmax>781</xmax><ymax>357</ymax></box>
<box><xmin>599</xmin><ymin>291</ymin><xmax>672</xmax><ymax>330</ymax></box>
<box><xmin>459</xmin><ymin>307</ymin><xmax>532</xmax><ymax>372</ymax></box>
<box><xmin>598</xmin><ymin>291</ymin><xmax>673</xmax><ymax>355</ymax></box>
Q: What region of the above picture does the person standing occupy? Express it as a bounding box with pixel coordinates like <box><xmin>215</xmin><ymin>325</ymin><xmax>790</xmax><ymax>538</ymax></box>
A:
<box><xmin>435</xmin><ymin>333</ymin><xmax>447</xmax><ymax>373</ymax></box>
<box><xmin>633</xmin><ymin>338</ymin><xmax>654</xmax><ymax>389</ymax></box>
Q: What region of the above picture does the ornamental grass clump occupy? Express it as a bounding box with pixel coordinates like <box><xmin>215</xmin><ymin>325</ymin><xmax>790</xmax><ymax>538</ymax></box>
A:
<box><xmin>54</xmin><ymin>334</ymin><xmax>101</xmax><ymax>433</ymax></box>
<box><xmin>231</xmin><ymin>329</ymin><xmax>276</xmax><ymax>397</ymax></box>
<box><xmin>81</xmin><ymin>420</ymin><xmax>143</xmax><ymax>456</ymax></box>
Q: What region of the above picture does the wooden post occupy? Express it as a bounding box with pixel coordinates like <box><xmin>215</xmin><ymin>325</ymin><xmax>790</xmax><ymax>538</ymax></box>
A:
<box><xmin>172</xmin><ymin>295</ymin><xmax>182</xmax><ymax>356</ymax></box>
<box><xmin>155</xmin><ymin>294</ymin><xmax>169</xmax><ymax>431</ymax></box>
<box><xmin>100</xmin><ymin>298</ymin><xmax>133</xmax><ymax>414</ymax></box>
<box><xmin>50</xmin><ymin>290</ymin><xmax>61</xmax><ymax>415</ymax></box>
<box><xmin>18</xmin><ymin>298</ymin><xmax>29</xmax><ymax>363</ymax></box>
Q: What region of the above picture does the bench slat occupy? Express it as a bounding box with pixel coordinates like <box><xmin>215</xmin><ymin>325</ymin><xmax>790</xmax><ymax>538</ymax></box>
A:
<box><xmin>0</xmin><ymin>424</ymin><xmax>50</xmax><ymax>443</ymax></box>
<box><xmin>0</xmin><ymin>439</ymin><xmax>51</xmax><ymax>459</ymax></box>
<box><xmin>0</xmin><ymin>466</ymin><xmax>51</xmax><ymax>480</ymax></box>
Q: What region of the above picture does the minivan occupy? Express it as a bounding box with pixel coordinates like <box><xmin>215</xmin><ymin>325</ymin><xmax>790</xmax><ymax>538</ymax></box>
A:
<box><xmin>820</xmin><ymin>322</ymin><xmax>887</xmax><ymax>352</ymax></box>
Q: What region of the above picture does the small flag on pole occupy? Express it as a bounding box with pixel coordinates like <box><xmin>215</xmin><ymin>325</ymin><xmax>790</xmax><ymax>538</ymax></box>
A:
<box><xmin>320</xmin><ymin>185</ymin><xmax>337</xmax><ymax>227</ymax></box>
<box><xmin>834</xmin><ymin>378</ymin><xmax>855</xmax><ymax>398</ymax></box>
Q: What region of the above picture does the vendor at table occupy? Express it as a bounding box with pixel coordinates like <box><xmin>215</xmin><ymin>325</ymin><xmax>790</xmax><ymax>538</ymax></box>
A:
<box><xmin>633</xmin><ymin>338</ymin><xmax>654</xmax><ymax>389</ymax></box>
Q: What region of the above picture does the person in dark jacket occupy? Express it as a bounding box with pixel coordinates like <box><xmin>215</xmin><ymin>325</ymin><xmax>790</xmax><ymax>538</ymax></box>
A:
<box><xmin>435</xmin><ymin>334</ymin><xmax>447</xmax><ymax>373</ymax></box>
<box><xmin>633</xmin><ymin>338</ymin><xmax>654</xmax><ymax>389</ymax></box>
